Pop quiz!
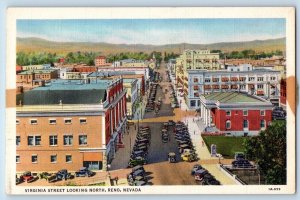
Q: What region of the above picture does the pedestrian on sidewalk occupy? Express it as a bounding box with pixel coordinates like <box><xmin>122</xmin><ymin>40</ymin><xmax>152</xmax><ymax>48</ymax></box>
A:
<box><xmin>202</xmin><ymin>140</ymin><xmax>205</xmax><ymax>147</ymax></box>
<box><xmin>194</xmin><ymin>130</ymin><xmax>195</xmax><ymax>135</ymax></box>
<box><xmin>115</xmin><ymin>176</ymin><xmax>119</xmax><ymax>186</ymax></box>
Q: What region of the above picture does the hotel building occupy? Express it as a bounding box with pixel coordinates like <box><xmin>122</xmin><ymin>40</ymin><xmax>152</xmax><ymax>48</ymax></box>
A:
<box><xmin>16</xmin><ymin>78</ymin><xmax>127</xmax><ymax>173</ymax></box>
<box><xmin>179</xmin><ymin>64</ymin><xmax>281</xmax><ymax>109</ymax></box>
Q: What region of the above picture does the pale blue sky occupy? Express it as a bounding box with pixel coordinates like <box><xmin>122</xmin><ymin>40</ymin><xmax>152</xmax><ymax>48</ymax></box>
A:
<box><xmin>17</xmin><ymin>18</ymin><xmax>285</xmax><ymax>45</ymax></box>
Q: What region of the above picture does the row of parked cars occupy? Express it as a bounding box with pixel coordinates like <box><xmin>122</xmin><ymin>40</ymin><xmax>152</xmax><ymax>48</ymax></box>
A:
<box><xmin>16</xmin><ymin>167</ymin><xmax>96</xmax><ymax>185</ymax></box>
<box><xmin>191</xmin><ymin>164</ymin><xmax>221</xmax><ymax>185</ymax></box>
<box><xmin>169</xmin><ymin>85</ymin><xmax>179</xmax><ymax>108</ymax></box>
<box><xmin>174</xmin><ymin>121</ymin><xmax>198</xmax><ymax>162</ymax></box>
<box><xmin>161</xmin><ymin>122</ymin><xmax>171</xmax><ymax>143</ymax></box>
<box><xmin>166</xmin><ymin>70</ymin><xmax>172</xmax><ymax>82</ymax></box>
<box><xmin>128</xmin><ymin>126</ymin><xmax>151</xmax><ymax>168</ymax></box>
<box><xmin>153</xmin><ymin>71</ymin><xmax>161</xmax><ymax>83</ymax></box>
<box><xmin>145</xmin><ymin>83</ymin><xmax>159</xmax><ymax>112</ymax></box>
<box><xmin>127</xmin><ymin>165</ymin><xmax>149</xmax><ymax>186</ymax></box>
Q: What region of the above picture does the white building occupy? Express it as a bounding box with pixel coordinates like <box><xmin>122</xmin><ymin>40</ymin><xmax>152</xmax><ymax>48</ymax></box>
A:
<box><xmin>184</xmin><ymin>64</ymin><xmax>281</xmax><ymax>109</ymax></box>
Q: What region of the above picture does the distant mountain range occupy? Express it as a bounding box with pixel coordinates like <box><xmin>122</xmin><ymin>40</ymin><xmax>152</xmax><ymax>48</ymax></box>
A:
<box><xmin>17</xmin><ymin>37</ymin><xmax>286</xmax><ymax>55</ymax></box>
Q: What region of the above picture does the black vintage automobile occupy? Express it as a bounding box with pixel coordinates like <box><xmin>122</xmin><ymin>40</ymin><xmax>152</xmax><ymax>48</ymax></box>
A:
<box><xmin>75</xmin><ymin>167</ymin><xmax>96</xmax><ymax>177</ymax></box>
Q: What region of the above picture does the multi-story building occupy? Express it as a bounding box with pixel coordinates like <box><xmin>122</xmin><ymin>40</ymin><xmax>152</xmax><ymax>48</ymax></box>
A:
<box><xmin>113</xmin><ymin>59</ymin><xmax>146</xmax><ymax>68</ymax></box>
<box><xmin>16</xmin><ymin>69</ymin><xmax>58</xmax><ymax>88</ymax></box>
<box><xmin>183</xmin><ymin>64</ymin><xmax>281</xmax><ymax>109</ymax></box>
<box><xmin>21</xmin><ymin>65</ymin><xmax>45</xmax><ymax>71</ymax></box>
<box><xmin>94</xmin><ymin>56</ymin><xmax>107</xmax><ymax>66</ymax></box>
<box><xmin>87</xmin><ymin>67</ymin><xmax>149</xmax><ymax>96</ymax></box>
<box><xmin>16</xmin><ymin>78</ymin><xmax>127</xmax><ymax>173</ymax></box>
<box><xmin>280</xmin><ymin>78</ymin><xmax>287</xmax><ymax>107</ymax></box>
<box><xmin>123</xmin><ymin>78</ymin><xmax>138</xmax><ymax>119</ymax></box>
<box><xmin>199</xmin><ymin>92</ymin><xmax>273</xmax><ymax>136</ymax></box>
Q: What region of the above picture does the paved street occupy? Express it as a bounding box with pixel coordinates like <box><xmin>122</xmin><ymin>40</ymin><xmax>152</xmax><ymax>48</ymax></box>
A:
<box><xmin>19</xmin><ymin>61</ymin><xmax>236</xmax><ymax>186</ymax></box>
<box><xmin>109</xmin><ymin>61</ymin><xmax>237</xmax><ymax>185</ymax></box>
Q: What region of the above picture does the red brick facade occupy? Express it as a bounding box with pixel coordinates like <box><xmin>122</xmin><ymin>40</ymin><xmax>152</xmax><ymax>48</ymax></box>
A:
<box><xmin>280</xmin><ymin>79</ymin><xmax>286</xmax><ymax>105</ymax></box>
<box><xmin>212</xmin><ymin>109</ymin><xmax>272</xmax><ymax>132</ymax></box>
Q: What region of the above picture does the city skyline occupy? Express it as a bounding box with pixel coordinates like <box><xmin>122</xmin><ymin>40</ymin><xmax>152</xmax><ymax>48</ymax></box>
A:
<box><xmin>17</xmin><ymin>18</ymin><xmax>286</xmax><ymax>45</ymax></box>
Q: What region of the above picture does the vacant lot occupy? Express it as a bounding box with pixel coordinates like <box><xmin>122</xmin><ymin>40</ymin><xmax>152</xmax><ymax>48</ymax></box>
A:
<box><xmin>203</xmin><ymin>136</ymin><xmax>245</xmax><ymax>158</ymax></box>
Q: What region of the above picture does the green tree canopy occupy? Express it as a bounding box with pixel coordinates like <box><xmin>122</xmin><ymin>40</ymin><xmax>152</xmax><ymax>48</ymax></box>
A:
<box><xmin>243</xmin><ymin>121</ymin><xmax>286</xmax><ymax>185</ymax></box>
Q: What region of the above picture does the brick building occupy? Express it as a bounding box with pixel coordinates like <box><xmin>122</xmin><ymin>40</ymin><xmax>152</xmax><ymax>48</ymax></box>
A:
<box><xmin>16</xmin><ymin>69</ymin><xmax>58</xmax><ymax>85</ymax></box>
<box><xmin>16</xmin><ymin>78</ymin><xmax>127</xmax><ymax>173</ymax></box>
<box><xmin>199</xmin><ymin>92</ymin><xmax>273</xmax><ymax>136</ymax></box>
<box><xmin>94</xmin><ymin>56</ymin><xmax>109</xmax><ymax>66</ymax></box>
<box><xmin>280</xmin><ymin>78</ymin><xmax>286</xmax><ymax>107</ymax></box>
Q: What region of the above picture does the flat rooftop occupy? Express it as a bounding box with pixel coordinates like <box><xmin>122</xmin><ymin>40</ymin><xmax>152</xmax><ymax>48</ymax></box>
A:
<box><xmin>16</xmin><ymin>81</ymin><xmax>113</xmax><ymax>105</ymax></box>
<box><xmin>203</xmin><ymin>92</ymin><xmax>264</xmax><ymax>103</ymax></box>
<box><xmin>123</xmin><ymin>78</ymin><xmax>138</xmax><ymax>83</ymax></box>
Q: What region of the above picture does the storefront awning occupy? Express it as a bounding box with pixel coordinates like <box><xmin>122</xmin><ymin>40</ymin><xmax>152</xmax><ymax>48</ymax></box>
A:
<box><xmin>83</xmin><ymin>152</ymin><xmax>103</xmax><ymax>161</ymax></box>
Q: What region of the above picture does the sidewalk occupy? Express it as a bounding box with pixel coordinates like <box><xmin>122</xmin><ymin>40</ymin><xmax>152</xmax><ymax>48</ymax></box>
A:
<box><xmin>169</xmin><ymin>71</ymin><xmax>237</xmax><ymax>185</ymax></box>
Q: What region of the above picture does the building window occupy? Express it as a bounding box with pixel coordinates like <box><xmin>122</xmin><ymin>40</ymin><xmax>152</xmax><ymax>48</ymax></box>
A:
<box><xmin>260</xmin><ymin>120</ymin><xmax>266</xmax><ymax>128</ymax></box>
<box><xmin>270</xmin><ymin>76</ymin><xmax>276</xmax><ymax>81</ymax></box>
<box><xmin>16</xmin><ymin>136</ymin><xmax>20</xmax><ymax>146</ymax></box>
<box><xmin>226</xmin><ymin>120</ymin><xmax>231</xmax><ymax>129</ymax></box>
<box><xmin>30</xmin><ymin>119</ymin><xmax>38</xmax><ymax>125</ymax></box>
<box><xmin>248</xmin><ymin>77</ymin><xmax>255</xmax><ymax>81</ymax></box>
<box><xmin>63</xmin><ymin>135</ymin><xmax>73</xmax><ymax>146</ymax></box>
<box><xmin>28</xmin><ymin>136</ymin><xmax>41</xmax><ymax>146</ymax></box>
<box><xmin>243</xmin><ymin>120</ymin><xmax>248</xmax><ymax>128</ymax></box>
<box><xmin>257</xmin><ymin>84</ymin><xmax>264</xmax><ymax>89</ymax></box>
<box><xmin>205</xmin><ymin>79</ymin><xmax>211</xmax><ymax>83</ymax></box>
<box><xmin>79</xmin><ymin>135</ymin><xmax>87</xmax><ymax>145</ymax></box>
<box><xmin>190</xmin><ymin>100</ymin><xmax>196</xmax><ymax>107</ymax></box>
<box><xmin>257</xmin><ymin>77</ymin><xmax>264</xmax><ymax>81</ymax></box>
<box><xmin>50</xmin><ymin>155</ymin><xmax>57</xmax><ymax>163</ymax></box>
<box><xmin>226</xmin><ymin>110</ymin><xmax>231</xmax><ymax>116</ymax></box>
<box><xmin>240</xmin><ymin>85</ymin><xmax>246</xmax><ymax>90</ymax></box>
<box><xmin>49</xmin><ymin>119</ymin><xmax>56</xmax><ymax>125</ymax></box>
<box><xmin>243</xmin><ymin>110</ymin><xmax>248</xmax><ymax>116</ymax></box>
<box><xmin>16</xmin><ymin>119</ymin><xmax>19</xmax><ymax>125</ymax></box>
<box><xmin>80</xmin><ymin>118</ymin><xmax>87</xmax><ymax>124</ymax></box>
<box><xmin>49</xmin><ymin>135</ymin><xmax>58</xmax><ymax>146</ymax></box>
<box><xmin>64</xmin><ymin>118</ymin><xmax>72</xmax><ymax>124</ymax></box>
<box><xmin>66</xmin><ymin>155</ymin><xmax>72</xmax><ymax>163</ymax></box>
<box><xmin>193</xmin><ymin>78</ymin><xmax>198</xmax><ymax>83</ymax></box>
<box><xmin>260</xmin><ymin>110</ymin><xmax>265</xmax><ymax>116</ymax></box>
<box><xmin>31</xmin><ymin>155</ymin><xmax>38</xmax><ymax>163</ymax></box>
<box><xmin>16</xmin><ymin>155</ymin><xmax>20</xmax><ymax>163</ymax></box>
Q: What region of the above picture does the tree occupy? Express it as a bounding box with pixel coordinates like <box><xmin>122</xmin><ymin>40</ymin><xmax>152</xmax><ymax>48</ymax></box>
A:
<box><xmin>243</xmin><ymin>121</ymin><xmax>286</xmax><ymax>185</ymax></box>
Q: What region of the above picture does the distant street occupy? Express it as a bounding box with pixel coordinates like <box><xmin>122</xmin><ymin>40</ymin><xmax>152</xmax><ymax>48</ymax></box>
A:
<box><xmin>109</xmin><ymin>61</ymin><xmax>237</xmax><ymax>185</ymax></box>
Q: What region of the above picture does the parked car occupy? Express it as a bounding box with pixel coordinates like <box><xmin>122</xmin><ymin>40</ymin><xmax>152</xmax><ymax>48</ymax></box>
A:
<box><xmin>56</xmin><ymin>169</ymin><xmax>72</xmax><ymax>181</ymax></box>
<box><xmin>181</xmin><ymin>151</ymin><xmax>198</xmax><ymax>162</ymax></box>
<box><xmin>191</xmin><ymin>164</ymin><xmax>203</xmax><ymax>175</ymax></box>
<box><xmin>132</xmin><ymin>165</ymin><xmax>145</xmax><ymax>173</ymax></box>
<box><xmin>75</xmin><ymin>167</ymin><xmax>96</xmax><ymax>177</ymax></box>
<box><xmin>20</xmin><ymin>171</ymin><xmax>34</xmax><ymax>182</ymax></box>
<box><xmin>194</xmin><ymin>169</ymin><xmax>208</xmax><ymax>181</ymax></box>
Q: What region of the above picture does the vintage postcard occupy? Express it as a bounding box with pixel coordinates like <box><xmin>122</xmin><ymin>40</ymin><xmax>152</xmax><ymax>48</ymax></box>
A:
<box><xmin>6</xmin><ymin>7</ymin><xmax>295</xmax><ymax>194</ymax></box>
